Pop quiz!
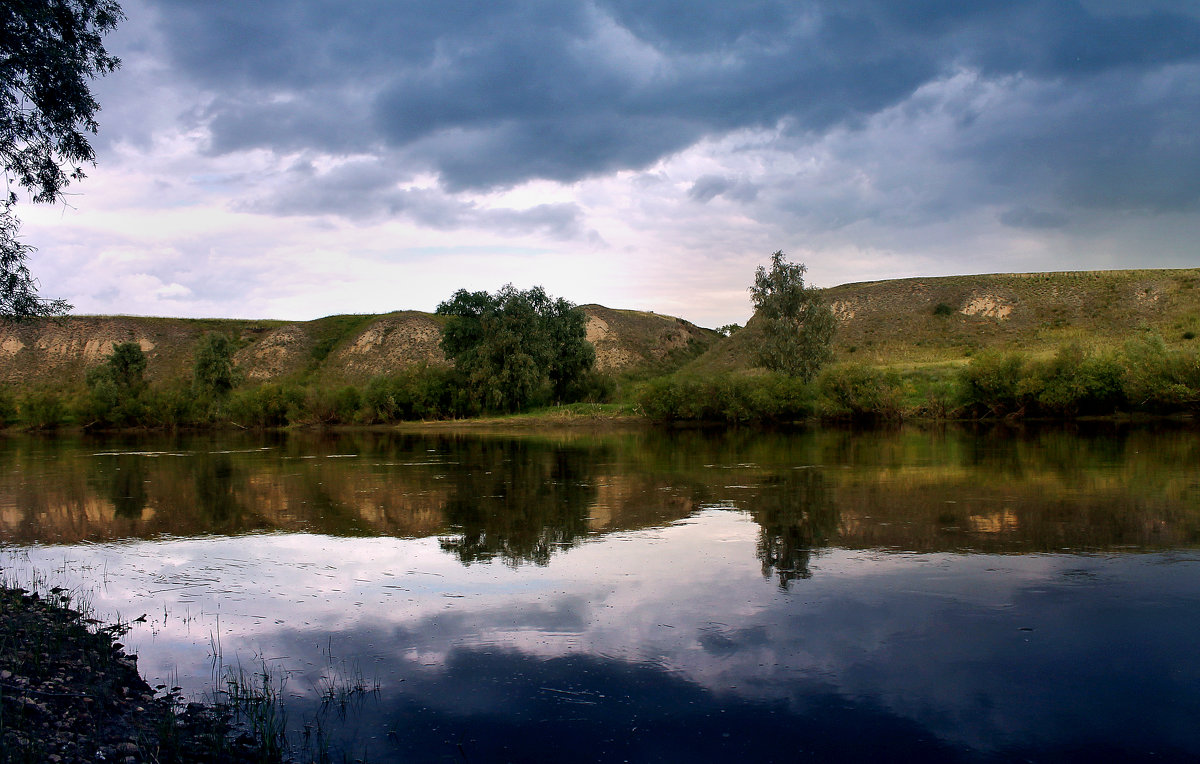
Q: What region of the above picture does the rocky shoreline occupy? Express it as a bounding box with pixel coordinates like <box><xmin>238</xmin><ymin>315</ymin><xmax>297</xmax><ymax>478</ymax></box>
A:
<box><xmin>0</xmin><ymin>584</ymin><xmax>273</xmax><ymax>763</ymax></box>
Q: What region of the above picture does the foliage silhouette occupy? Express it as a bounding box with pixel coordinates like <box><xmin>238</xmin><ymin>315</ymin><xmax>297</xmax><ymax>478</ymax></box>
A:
<box><xmin>1</xmin><ymin>0</ymin><xmax>123</xmax><ymax>316</ymax></box>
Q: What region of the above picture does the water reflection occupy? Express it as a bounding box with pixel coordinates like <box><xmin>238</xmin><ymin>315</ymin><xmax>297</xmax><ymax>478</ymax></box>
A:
<box><xmin>5</xmin><ymin>529</ymin><xmax>1199</xmax><ymax>762</ymax></box>
<box><xmin>90</xmin><ymin>453</ymin><xmax>149</xmax><ymax>519</ymax></box>
<box><xmin>3</xmin><ymin>425</ymin><xmax>1200</xmax><ymax>555</ymax></box>
<box><xmin>3</xmin><ymin>425</ymin><xmax>1200</xmax><ymax>761</ymax></box>
<box><xmin>438</xmin><ymin>439</ymin><xmax>599</xmax><ymax>566</ymax></box>
<box><xmin>750</xmin><ymin>468</ymin><xmax>837</xmax><ymax>587</ymax></box>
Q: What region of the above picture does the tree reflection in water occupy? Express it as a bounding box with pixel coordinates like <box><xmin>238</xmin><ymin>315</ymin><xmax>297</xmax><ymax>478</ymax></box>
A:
<box><xmin>91</xmin><ymin>454</ymin><xmax>149</xmax><ymax>519</ymax></box>
<box><xmin>749</xmin><ymin>468</ymin><xmax>839</xmax><ymax>587</ymax></box>
<box><xmin>437</xmin><ymin>439</ymin><xmax>599</xmax><ymax>566</ymax></box>
<box><xmin>194</xmin><ymin>453</ymin><xmax>244</xmax><ymax>525</ymax></box>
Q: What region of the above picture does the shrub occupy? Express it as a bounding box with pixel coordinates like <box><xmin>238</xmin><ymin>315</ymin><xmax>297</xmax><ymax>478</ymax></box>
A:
<box><xmin>636</xmin><ymin>372</ymin><xmax>815</xmax><ymax>423</ymax></box>
<box><xmin>361</xmin><ymin>375</ymin><xmax>404</xmax><ymax>423</ymax></box>
<box><xmin>227</xmin><ymin>384</ymin><xmax>302</xmax><ymax>428</ymax></box>
<box><xmin>932</xmin><ymin>302</ymin><xmax>954</xmax><ymax>317</ymax></box>
<box><xmin>818</xmin><ymin>364</ymin><xmax>901</xmax><ymax>420</ymax></box>
<box><xmin>559</xmin><ymin>370</ymin><xmax>615</xmax><ymax>405</ymax></box>
<box><xmin>957</xmin><ymin>352</ymin><xmax>1027</xmax><ymax>417</ymax></box>
<box><xmin>305</xmin><ymin>385</ymin><xmax>362</xmax><ymax>424</ymax></box>
<box><xmin>144</xmin><ymin>383</ymin><xmax>200</xmax><ymax>428</ymax></box>
<box><xmin>20</xmin><ymin>389</ymin><xmax>68</xmax><ymax>429</ymax></box>
<box><xmin>1022</xmin><ymin>344</ymin><xmax>1125</xmax><ymax>416</ymax></box>
<box><xmin>1121</xmin><ymin>334</ymin><xmax>1200</xmax><ymax>411</ymax></box>
<box><xmin>0</xmin><ymin>386</ymin><xmax>16</xmax><ymax>425</ymax></box>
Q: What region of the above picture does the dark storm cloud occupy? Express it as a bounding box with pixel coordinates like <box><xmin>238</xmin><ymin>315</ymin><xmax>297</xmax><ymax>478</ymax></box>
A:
<box><xmin>149</xmin><ymin>0</ymin><xmax>1200</xmax><ymax>215</ymax></box>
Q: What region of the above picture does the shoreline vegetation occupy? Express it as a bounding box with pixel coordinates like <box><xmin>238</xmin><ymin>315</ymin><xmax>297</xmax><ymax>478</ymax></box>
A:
<box><xmin>0</xmin><ymin>580</ymin><xmax>280</xmax><ymax>763</ymax></box>
<box><xmin>3</xmin><ymin>333</ymin><xmax>1198</xmax><ymax>431</ymax></box>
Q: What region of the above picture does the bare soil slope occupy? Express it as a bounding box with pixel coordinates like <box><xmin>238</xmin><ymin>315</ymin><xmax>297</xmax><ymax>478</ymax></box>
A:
<box><xmin>0</xmin><ymin>306</ymin><xmax>719</xmax><ymax>388</ymax></box>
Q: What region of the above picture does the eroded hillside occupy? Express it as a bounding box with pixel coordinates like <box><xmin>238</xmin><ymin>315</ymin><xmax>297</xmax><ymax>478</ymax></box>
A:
<box><xmin>0</xmin><ymin>306</ymin><xmax>718</xmax><ymax>388</ymax></box>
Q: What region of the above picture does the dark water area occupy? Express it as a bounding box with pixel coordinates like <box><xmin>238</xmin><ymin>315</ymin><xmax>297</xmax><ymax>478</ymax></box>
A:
<box><xmin>2</xmin><ymin>425</ymin><xmax>1200</xmax><ymax>762</ymax></box>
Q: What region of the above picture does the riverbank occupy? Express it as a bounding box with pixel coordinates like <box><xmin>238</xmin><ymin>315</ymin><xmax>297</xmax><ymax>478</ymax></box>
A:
<box><xmin>0</xmin><ymin>583</ymin><xmax>276</xmax><ymax>764</ymax></box>
<box><xmin>390</xmin><ymin>402</ymin><xmax>647</xmax><ymax>432</ymax></box>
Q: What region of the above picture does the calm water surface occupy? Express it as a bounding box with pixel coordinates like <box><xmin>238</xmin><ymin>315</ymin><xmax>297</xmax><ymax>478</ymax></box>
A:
<box><xmin>3</xmin><ymin>426</ymin><xmax>1200</xmax><ymax>762</ymax></box>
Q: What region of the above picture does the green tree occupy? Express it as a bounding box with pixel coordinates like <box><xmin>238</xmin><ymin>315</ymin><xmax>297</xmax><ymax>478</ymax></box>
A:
<box><xmin>1</xmin><ymin>0</ymin><xmax>123</xmax><ymax>317</ymax></box>
<box><xmin>84</xmin><ymin>340</ymin><xmax>146</xmax><ymax>425</ymax></box>
<box><xmin>749</xmin><ymin>251</ymin><xmax>835</xmax><ymax>380</ymax></box>
<box><xmin>436</xmin><ymin>284</ymin><xmax>595</xmax><ymax>413</ymax></box>
<box><xmin>192</xmin><ymin>332</ymin><xmax>239</xmax><ymax>398</ymax></box>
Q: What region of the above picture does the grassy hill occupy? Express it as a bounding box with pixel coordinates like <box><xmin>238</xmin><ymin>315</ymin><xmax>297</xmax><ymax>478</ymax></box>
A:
<box><xmin>0</xmin><ymin>306</ymin><xmax>718</xmax><ymax>389</ymax></box>
<box><xmin>690</xmin><ymin>268</ymin><xmax>1200</xmax><ymax>375</ymax></box>
<box><xmin>3</xmin><ymin>267</ymin><xmax>1197</xmax><ymax>399</ymax></box>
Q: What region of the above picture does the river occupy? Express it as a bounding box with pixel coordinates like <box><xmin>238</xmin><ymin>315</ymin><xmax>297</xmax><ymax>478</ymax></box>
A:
<box><xmin>2</xmin><ymin>425</ymin><xmax>1199</xmax><ymax>762</ymax></box>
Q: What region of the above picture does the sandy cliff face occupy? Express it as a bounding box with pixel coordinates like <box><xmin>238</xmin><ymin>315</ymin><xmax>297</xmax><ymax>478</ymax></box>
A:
<box><xmin>234</xmin><ymin>324</ymin><xmax>315</xmax><ymax>381</ymax></box>
<box><xmin>329</xmin><ymin>313</ymin><xmax>447</xmax><ymax>381</ymax></box>
<box><xmin>0</xmin><ymin>317</ymin><xmax>201</xmax><ymax>387</ymax></box>
<box><xmin>580</xmin><ymin>305</ymin><xmax>712</xmax><ymax>371</ymax></box>
<box><xmin>0</xmin><ymin>305</ymin><xmax>719</xmax><ymax>388</ymax></box>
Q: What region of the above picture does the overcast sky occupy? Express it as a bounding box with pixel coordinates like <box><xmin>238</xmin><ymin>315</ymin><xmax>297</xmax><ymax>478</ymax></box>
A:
<box><xmin>18</xmin><ymin>0</ymin><xmax>1200</xmax><ymax>327</ymax></box>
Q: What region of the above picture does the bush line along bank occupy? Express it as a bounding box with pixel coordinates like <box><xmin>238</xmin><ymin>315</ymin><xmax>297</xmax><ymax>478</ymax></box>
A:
<box><xmin>639</xmin><ymin>335</ymin><xmax>1200</xmax><ymax>423</ymax></box>
<box><xmin>4</xmin><ymin>333</ymin><xmax>1198</xmax><ymax>429</ymax></box>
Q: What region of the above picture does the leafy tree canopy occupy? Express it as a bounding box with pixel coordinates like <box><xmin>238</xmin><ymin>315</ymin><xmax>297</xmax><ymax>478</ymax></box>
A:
<box><xmin>84</xmin><ymin>339</ymin><xmax>145</xmax><ymax>424</ymax></box>
<box><xmin>436</xmin><ymin>284</ymin><xmax>595</xmax><ymax>413</ymax></box>
<box><xmin>192</xmin><ymin>332</ymin><xmax>240</xmax><ymax>398</ymax></box>
<box><xmin>749</xmin><ymin>250</ymin><xmax>835</xmax><ymax>380</ymax></box>
<box><xmin>1</xmin><ymin>0</ymin><xmax>123</xmax><ymax>318</ymax></box>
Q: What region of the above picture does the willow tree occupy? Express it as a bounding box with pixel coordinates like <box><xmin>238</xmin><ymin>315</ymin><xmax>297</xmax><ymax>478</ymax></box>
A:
<box><xmin>436</xmin><ymin>284</ymin><xmax>594</xmax><ymax>413</ymax></box>
<box><xmin>2</xmin><ymin>0</ymin><xmax>124</xmax><ymax>317</ymax></box>
<box><xmin>750</xmin><ymin>251</ymin><xmax>835</xmax><ymax>381</ymax></box>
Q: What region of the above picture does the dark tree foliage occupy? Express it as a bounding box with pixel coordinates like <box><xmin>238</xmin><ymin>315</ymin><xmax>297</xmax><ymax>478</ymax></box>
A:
<box><xmin>436</xmin><ymin>284</ymin><xmax>595</xmax><ymax>413</ymax></box>
<box><xmin>0</xmin><ymin>209</ymin><xmax>68</xmax><ymax>315</ymax></box>
<box><xmin>88</xmin><ymin>339</ymin><xmax>144</xmax><ymax>391</ymax></box>
<box><xmin>749</xmin><ymin>250</ymin><xmax>835</xmax><ymax>381</ymax></box>
<box><xmin>84</xmin><ymin>340</ymin><xmax>146</xmax><ymax>424</ymax></box>
<box><xmin>1</xmin><ymin>0</ymin><xmax>123</xmax><ymax>318</ymax></box>
<box><xmin>192</xmin><ymin>332</ymin><xmax>239</xmax><ymax>398</ymax></box>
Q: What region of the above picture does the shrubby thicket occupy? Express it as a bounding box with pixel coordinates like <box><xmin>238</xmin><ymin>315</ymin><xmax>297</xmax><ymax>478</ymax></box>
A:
<box><xmin>959</xmin><ymin>337</ymin><xmax>1198</xmax><ymax>418</ymax></box>
<box><xmin>637</xmin><ymin>335</ymin><xmax>1200</xmax><ymax>424</ymax></box>
<box><xmin>5</xmin><ymin>332</ymin><xmax>1200</xmax><ymax>430</ymax></box>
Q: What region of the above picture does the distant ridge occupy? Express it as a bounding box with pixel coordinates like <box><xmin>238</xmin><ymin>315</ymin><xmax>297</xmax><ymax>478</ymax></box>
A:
<box><xmin>690</xmin><ymin>268</ymin><xmax>1200</xmax><ymax>373</ymax></box>
<box><xmin>0</xmin><ymin>306</ymin><xmax>717</xmax><ymax>387</ymax></box>
<box><xmin>4</xmin><ymin>268</ymin><xmax>1198</xmax><ymax>387</ymax></box>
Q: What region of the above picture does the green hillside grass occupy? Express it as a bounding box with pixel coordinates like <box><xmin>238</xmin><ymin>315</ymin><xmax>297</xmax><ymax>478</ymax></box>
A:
<box><xmin>688</xmin><ymin>268</ymin><xmax>1200</xmax><ymax>375</ymax></box>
